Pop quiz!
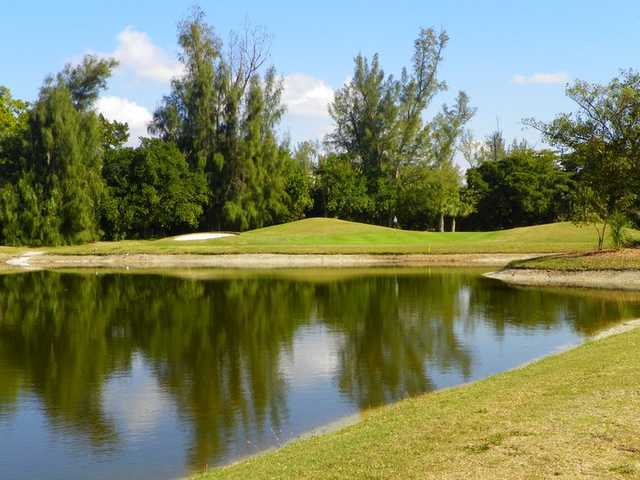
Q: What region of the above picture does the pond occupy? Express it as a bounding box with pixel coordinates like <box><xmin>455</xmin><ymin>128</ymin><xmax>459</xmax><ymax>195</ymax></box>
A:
<box><xmin>0</xmin><ymin>268</ymin><xmax>638</xmax><ymax>480</ymax></box>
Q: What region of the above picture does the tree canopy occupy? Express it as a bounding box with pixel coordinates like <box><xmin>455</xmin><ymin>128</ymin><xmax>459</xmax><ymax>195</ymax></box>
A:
<box><xmin>464</xmin><ymin>148</ymin><xmax>573</xmax><ymax>230</ymax></box>
<box><xmin>527</xmin><ymin>70</ymin><xmax>640</xmax><ymax>248</ymax></box>
<box><xmin>0</xmin><ymin>56</ymin><xmax>116</xmax><ymax>245</ymax></box>
<box><xmin>1</xmin><ymin>7</ymin><xmax>637</xmax><ymax>247</ymax></box>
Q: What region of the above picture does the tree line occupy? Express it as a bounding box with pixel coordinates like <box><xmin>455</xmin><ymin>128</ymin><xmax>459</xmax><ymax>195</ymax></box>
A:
<box><xmin>0</xmin><ymin>7</ymin><xmax>638</xmax><ymax>246</ymax></box>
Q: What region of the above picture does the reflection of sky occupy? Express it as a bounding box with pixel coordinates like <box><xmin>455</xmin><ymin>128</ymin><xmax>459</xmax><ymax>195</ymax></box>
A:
<box><xmin>103</xmin><ymin>354</ymin><xmax>172</xmax><ymax>439</ymax></box>
<box><xmin>0</xmin><ymin>361</ymin><xmax>188</xmax><ymax>480</ymax></box>
<box><xmin>278</xmin><ymin>323</ymin><xmax>356</xmax><ymax>440</ymax></box>
<box><xmin>281</xmin><ymin>322</ymin><xmax>339</xmax><ymax>386</ymax></box>
<box><xmin>427</xmin><ymin>312</ymin><xmax>579</xmax><ymax>391</ymax></box>
<box><xmin>0</xmin><ymin>394</ymin><xmax>80</xmax><ymax>480</ymax></box>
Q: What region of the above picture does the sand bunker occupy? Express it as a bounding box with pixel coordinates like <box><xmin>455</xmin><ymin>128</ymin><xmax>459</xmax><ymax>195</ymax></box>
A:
<box><xmin>6</xmin><ymin>251</ymin><xmax>45</xmax><ymax>267</ymax></box>
<box><xmin>173</xmin><ymin>233</ymin><xmax>236</xmax><ymax>241</ymax></box>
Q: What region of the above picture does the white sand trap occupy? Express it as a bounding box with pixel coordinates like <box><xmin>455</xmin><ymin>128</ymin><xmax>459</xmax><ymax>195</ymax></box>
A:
<box><xmin>173</xmin><ymin>232</ymin><xmax>236</xmax><ymax>241</ymax></box>
<box><xmin>7</xmin><ymin>251</ymin><xmax>45</xmax><ymax>267</ymax></box>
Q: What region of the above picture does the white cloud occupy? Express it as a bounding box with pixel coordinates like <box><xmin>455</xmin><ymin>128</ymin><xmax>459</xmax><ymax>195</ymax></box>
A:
<box><xmin>103</xmin><ymin>354</ymin><xmax>172</xmax><ymax>437</ymax></box>
<box><xmin>111</xmin><ymin>27</ymin><xmax>184</xmax><ymax>82</ymax></box>
<box><xmin>282</xmin><ymin>74</ymin><xmax>334</xmax><ymax>118</ymax></box>
<box><xmin>512</xmin><ymin>72</ymin><xmax>569</xmax><ymax>85</ymax></box>
<box><xmin>280</xmin><ymin>73</ymin><xmax>335</xmax><ymax>142</ymax></box>
<box><xmin>280</xmin><ymin>325</ymin><xmax>339</xmax><ymax>385</ymax></box>
<box><xmin>96</xmin><ymin>96</ymin><xmax>153</xmax><ymax>145</ymax></box>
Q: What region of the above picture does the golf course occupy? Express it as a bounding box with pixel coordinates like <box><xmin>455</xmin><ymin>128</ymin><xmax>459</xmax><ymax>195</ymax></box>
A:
<box><xmin>2</xmin><ymin>220</ymin><xmax>640</xmax><ymax>480</ymax></box>
<box><xmin>10</xmin><ymin>217</ymin><xmax>637</xmax><ymax>255</ymax></box>
<box><xmin>4</xmin><ymin>2</ymin><xmax>640</xmax><ymax>479</ymax></box>
<box><xmin>4</xmin><ymin>219</ymin><xmax>640</xmax><ymax>478</ymax></box>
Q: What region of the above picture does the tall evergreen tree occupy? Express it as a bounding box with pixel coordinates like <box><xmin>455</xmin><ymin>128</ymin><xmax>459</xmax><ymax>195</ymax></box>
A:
<box><xmin>0</xmin><ymin>87</ymin><xmax>28</xmax><ymax>182</ymax></box>
<box><xmin>328</xmin><ymin>28</ymin><xmax>464</xmax><ymax>225</ymax></box>
<box><xmin>151</xmin><ymin>9</ymin><xmax>291</xmax><ymax>231</ymax></box>
<box><xmin>223</xmin><ymin>70</ymin><xmax>293</xmax><ymax>230</ymax></box>
<box><xmin>429</xmin><ymin>91</ymin><xmax>475</xmax><ymax>231</ymax></box>
<box><xmin>150</xmin><ymin>8</ymin><xmax>220</xmax><ymax>170</ymax></box>
<box><xmin>0</xmin><ymin>56</ymin><xmax>116</xmax><ymax>245</ymax></box>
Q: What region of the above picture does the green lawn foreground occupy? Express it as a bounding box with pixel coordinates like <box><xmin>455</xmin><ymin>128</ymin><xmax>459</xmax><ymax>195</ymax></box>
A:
<box><xmin>40</xmin><ymin>218</ymin><xmax>627</xmax><ymax>255</ymax></box>
<box><xmin>196</xmin><ymin>327</ymin><xmax>640</xmax><ymax>479</ymax></box>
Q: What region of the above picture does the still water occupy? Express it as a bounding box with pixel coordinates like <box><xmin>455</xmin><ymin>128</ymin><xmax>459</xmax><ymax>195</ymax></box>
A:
<box><xmin>0</xmin><ymin>268</ymin><xmax>638</xmax><ymax>479</ymax></box>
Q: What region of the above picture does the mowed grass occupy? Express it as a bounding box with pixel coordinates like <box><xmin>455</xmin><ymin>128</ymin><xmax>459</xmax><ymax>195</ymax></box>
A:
<box><xmin>511</xmin><ymin>249</ymin><xmax>640</xmax><ymax>271</ymax></box>
<box><xmin>197</xmin><ymin>327</ymin><xmax>640</xmax><ymax>480</ymax></box>
<box><xmin>38</xmin><ymin>218</ymin><xmax>630</xmax><ymax>255</ymax></box>
<box><xmin>0</xmin><ymin>246</ymin><xmax>26</xmax><ymax>255</ymax></box>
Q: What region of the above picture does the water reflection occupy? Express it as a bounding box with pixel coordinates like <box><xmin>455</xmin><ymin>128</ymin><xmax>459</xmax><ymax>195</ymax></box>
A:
<box><xmin>0</xmin><ymin>269</ymin><xmax>638</xmax><ymax>479</ymax></box>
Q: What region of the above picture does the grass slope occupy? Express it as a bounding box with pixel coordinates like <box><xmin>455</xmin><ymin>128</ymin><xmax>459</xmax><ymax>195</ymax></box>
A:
<box><xmin>197</xmin><ymin>328</ymin><xmax>640</xmax><ymax>479</ymax></box>
<box><xmin>41</xmin><ymin>218</ymin><xmax>624</xmax><ymax>255</ymax></box>
<box><xmin>511</xmin><ymin>249</ymin><xmax>640</xmax><ymax>271</ymax></box>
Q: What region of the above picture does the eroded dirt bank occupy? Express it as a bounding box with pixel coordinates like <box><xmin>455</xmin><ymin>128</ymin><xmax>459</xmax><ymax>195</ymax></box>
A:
<box><xmin>485</xmin><ymin>268</ymin><xmax>640</xmax><ymax>291</ymax></box>
<box><xmin>4</xmin><ymin>252</ymin><xmax>547</xmax><ymax>270</ymax></box>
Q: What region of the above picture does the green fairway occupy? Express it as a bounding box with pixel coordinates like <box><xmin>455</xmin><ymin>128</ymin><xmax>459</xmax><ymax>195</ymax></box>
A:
<box><xmin>35</xmin><ymin>218</ymin><xmax>629</xmax><ymax>255</ymax></box>
<box><xmin>196</xmin><ymin>326</ymin><xmax>640</xmax><ymax>480</ymax></box>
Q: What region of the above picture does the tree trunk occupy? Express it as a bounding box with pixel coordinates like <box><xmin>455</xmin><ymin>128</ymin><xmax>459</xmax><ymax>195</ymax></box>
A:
<box><xmin>439</xmin><ymin>213</ymin><xmax>445</xmax><ymax>232</ymax></box>
<box><xmin>323</xmin><ymin>188</ymin><xmax>327</xmax><ymax>217</ymax></box>
<box><xmin>451</xmin><ymin>217</ymin><xmax>456</xmax><ymax>232</ymax></box>
<box><xmin>597</xmin><ymin>222</ymin><xmax>607</xmax><ymax>250</ymax></box>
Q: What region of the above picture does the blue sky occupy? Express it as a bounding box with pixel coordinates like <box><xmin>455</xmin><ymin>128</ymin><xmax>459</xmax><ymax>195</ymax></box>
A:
<box><xmin>2</xmin><ymin>1</ymin><xmax>639</xmax><ymax>156</ymax></box>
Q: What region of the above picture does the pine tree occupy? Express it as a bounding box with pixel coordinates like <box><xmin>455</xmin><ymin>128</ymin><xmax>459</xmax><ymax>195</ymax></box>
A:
<box><xmin>151</xmin><ymin>10</ymin><xmax>291</xmax><ymax>231</ymax></box>
<box><xmin>0</xmin><ymin>56</ymin><xmax>116</xmax><ymax>245</ymax></box>
<box><xmin>328</xmin><ymin>28</ymin><xmax>452</xmax><ymax>225</ymax></box>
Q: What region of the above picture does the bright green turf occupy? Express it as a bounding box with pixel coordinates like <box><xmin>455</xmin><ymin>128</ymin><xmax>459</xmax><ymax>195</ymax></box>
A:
<box><xmin>34</xmin><ymin>218</ymin><xmax>633</xmax><ymax>255</ymax></box>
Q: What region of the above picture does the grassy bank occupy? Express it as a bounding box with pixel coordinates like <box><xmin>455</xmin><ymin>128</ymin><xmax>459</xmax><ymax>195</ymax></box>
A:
<box><xmin>510</xmin><ymin>249</ymin><xmax>640</xmax><ymax>271</ymax></box>
<box><xmin>197</xmin><ymin>327</ymin><xmax>640</xmax><ymax>479</ymax></box>
<box><xmin>33</xmin><ymin>218</ymin><xmax>629</xmax><ymax>255</ymax></box>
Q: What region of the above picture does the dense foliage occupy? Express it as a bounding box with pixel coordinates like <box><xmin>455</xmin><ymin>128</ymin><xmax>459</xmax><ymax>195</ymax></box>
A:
<box><xmin>0</xmin><ymin>57</ymin><xmax>115</xmax><ymax>245</ymax></box>
<box><xmin>527</xmin><ymin>70</ymin><xmax>640</xmax><ymax>248</ymax></box>
<box><xmin>464</xmin><ymin>148</ymin><xmax>573</xmax><ymax>230</ymax></box>
<box><xmin>101</xmin><ymin>139</ymin><xmax>208</xmax><ymax>239</ymax></box>
<box><xmin>150</xmin><ymin>10</ymin><xmax>295</xmax><ymax>231</ymax></box>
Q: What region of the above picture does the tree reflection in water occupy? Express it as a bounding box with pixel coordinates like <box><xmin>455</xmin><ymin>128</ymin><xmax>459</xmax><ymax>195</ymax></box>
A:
<box><xmin>0</xmin><ymin>269</ymin><xmax>638</xmax><ymax>475</ymax></box>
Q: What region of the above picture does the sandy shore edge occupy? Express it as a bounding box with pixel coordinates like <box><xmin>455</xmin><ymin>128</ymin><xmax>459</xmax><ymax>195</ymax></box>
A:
<box><xmin>485</xmin><ymin>268</ymin><xmax>640</xmax><ymax>291</ymax></box>
<box><xmin>4</xmin><ymin>253</ymin><xmax>549</xmax><ymax>270</ymax></box>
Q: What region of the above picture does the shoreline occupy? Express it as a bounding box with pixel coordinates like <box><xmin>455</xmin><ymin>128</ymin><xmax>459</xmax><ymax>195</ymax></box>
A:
<box><xmin>3</xmin><ymin>252</ymin><xmax>549</xmax><ymax>270</ymax></box>
<box><xmin>485</xmin><ymin>268</ymin><xmax>640</xmax><ymax>291</ymax></box>
<box><xmin>200</xmin><ymin>317</ymin><xmax>640</xmax><ymax>478</ymax></box>
<box><xmin>8</xmin><ymin>252</ymin><xmax>640</xmax><ymax>292</ymax></box>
